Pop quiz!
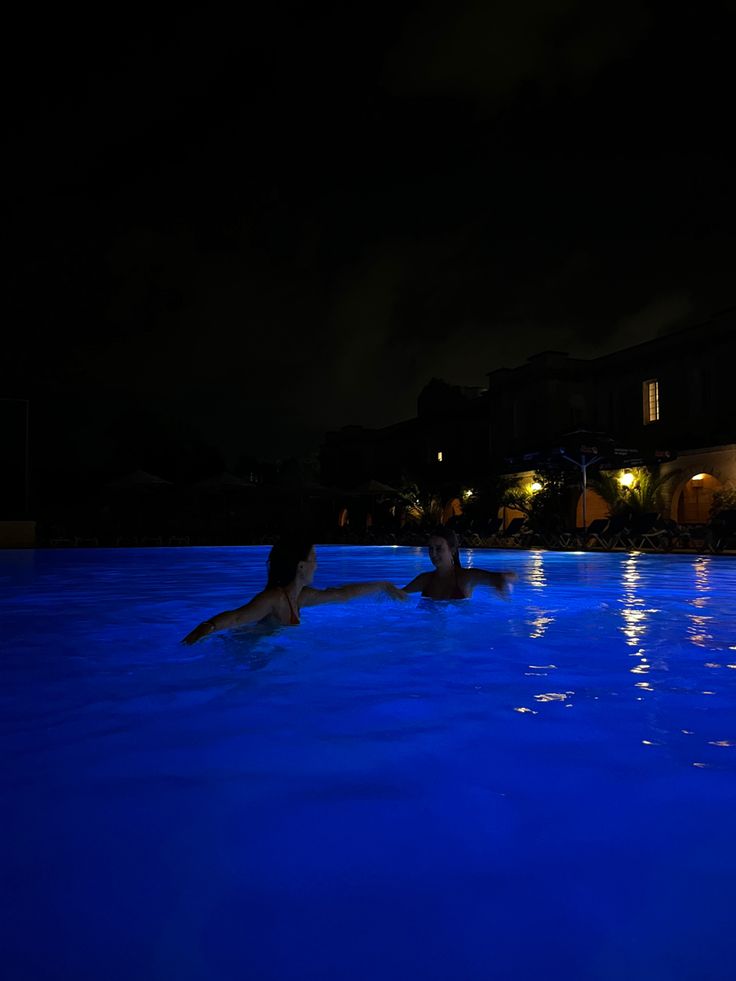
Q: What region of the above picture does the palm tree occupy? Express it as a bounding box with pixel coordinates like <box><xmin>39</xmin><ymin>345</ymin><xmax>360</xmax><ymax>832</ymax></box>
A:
<box><xmin>591</xmin><ymin>472</ymin><xmax>630</xmax><ymax>516</ymax></box>
<box><xmin>591</xmin><ymin>467</ymin><xmax>680</xmax><ymax>518</ymax></box>
<box><xmin>500</xmin><ymin>471</ymin><xmax>568</xmax><ymax>538</ymax></box>
<box><xmin>397</xmin><ymin>481</ymin><xmax>444</xmax><ymax>526</ymax></box>
<box><xmin>710</xmin><ymin>484</ymin><xmax>736</xmax><ymax>518</ymax></box>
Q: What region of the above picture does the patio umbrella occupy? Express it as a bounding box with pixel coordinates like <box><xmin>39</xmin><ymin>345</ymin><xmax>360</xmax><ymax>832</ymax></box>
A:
<box><xmin>188</xmin><ymin>473</ymin><xmax>260</xmax><ymax>536</ymax></box>
<box><xmin>191</xmin><ymin>472</ymin><xmax>257</xmax><ymax>491</ymax></box>
<box><xmin>106</xmin><ymin>469</ymin><xmax>172</xmax><ymax>489</ymax></box>
<box><xmin>516</xmin><ymin>431</ymin><xmax>641</xmax><ymax>532</ymax></box>
<box><xmin>298</xmin><ymin>481</ymin><xmax>346</xmax><ymax>498</ymax></box>
<box><xmin>104</xmin><ymin>470</ymin><xmax>173</xmax><ymax>539</ymax></box>
<box><xmin>557</xmin><ymin>432</ymin><xmax>617</xmax><ymax>532</ymax></box>
<box><xmin>350</xmin><ymin>479</ymin><xmax>401</xmax><ymax>496</ymax></box>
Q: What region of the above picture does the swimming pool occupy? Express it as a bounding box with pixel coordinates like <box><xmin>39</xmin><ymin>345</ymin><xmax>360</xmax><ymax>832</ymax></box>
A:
<box><xmin>2</xmin><ymin>546</ymin><xmax>736</xmax><ymax>981</ymax></box>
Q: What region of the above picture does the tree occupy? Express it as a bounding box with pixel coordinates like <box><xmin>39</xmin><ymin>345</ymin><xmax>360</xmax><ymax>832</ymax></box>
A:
<box><xmin>397</xmin><ymin>480</ymin><xmax>444</xmax><ymax>527</ymax></box>
<box><xmin>501</xmin><ymin>470</ymin><xmax>569</xmax><ymax>537</ymax></box>
<box><xmin>711</xmin><ymin>483</ymin><xmax>736</xmax><ymax>517</ymax></box>
<box><xmin>590</xmin><ymin>467</ymin><xmax>681</xmax><ymax>519</ymax></box>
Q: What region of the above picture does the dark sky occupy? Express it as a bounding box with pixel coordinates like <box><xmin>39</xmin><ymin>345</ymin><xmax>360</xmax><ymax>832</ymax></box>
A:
<box><xmin>7</xmin><ymin>1</ymin><xmax>736</xmax><ymax>471</ymax></box>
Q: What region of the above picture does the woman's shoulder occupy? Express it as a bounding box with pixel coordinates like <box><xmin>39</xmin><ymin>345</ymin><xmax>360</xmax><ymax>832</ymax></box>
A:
<box><xmin>240</xmin><ymin>585</ymin><xmax>281</xmax><ymax>613</ymax></box>
<box><xmin>260</xmin><ymin>585</ymin><xmax>282</xmax><ymax>599</ymax></box>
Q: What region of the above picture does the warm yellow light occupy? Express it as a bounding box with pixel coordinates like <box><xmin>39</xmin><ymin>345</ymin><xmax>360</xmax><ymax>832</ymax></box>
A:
<box><xmin>437</xmin><ymin>451</ymin><xmax>443</xmax><ymax>462</ymax></box>
<box><xmin>530</xmin><ymin>481</ymin><xmax>542</xmax><ymax>493</ymax></box>
<box><xmin>462</xmin><ymin>488</ymin><xmax>474</xmax><ymax>500</ymax></box>
<box><xmin>692</xmin><ymin>473</ymin><xmax>707</xmax><ymax>482</ymax></box>
<box><xmin>619</xmin><ymin>471</ymin><xmax>635</xmax><ymax>487</ymax></box>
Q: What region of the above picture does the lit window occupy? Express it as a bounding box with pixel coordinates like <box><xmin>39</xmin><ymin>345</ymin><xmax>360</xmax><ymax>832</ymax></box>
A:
<box><xmin>643</xmin><ymin>379</ymin><xmax>659</xmax><ymax>424</ymax></box>
<box><xmin>437</xmin><ymin>451</ymin><xmax>443</xmax><ymax>462</ymax></box>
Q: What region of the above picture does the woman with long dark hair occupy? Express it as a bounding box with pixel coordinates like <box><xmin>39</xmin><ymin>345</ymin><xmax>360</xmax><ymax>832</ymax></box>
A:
<box><xmin>182</xmin><ymin>536</ymin><xmax>406</xmax><ymax>644</ymax></box>
<box><xmin>402</xmin><ymin>527</ymin><xmax>517</xmax><ymax>600</ymax></box>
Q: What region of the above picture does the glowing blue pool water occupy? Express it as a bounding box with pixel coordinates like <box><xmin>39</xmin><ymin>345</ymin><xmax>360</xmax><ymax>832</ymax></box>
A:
<box><xmin>2</xmin><ymin>546</ymin><xmax>736</xmax><ymax>981</ymax></box>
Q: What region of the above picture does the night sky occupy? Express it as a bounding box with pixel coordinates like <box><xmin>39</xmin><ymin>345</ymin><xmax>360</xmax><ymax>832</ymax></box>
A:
<box><xmin>7</xmin><ymin>1</ymin><xmax>736</xmax><ymax>475</ymax></box>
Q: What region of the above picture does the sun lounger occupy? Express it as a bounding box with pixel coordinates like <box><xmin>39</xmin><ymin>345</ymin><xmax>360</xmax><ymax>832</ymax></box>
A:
<box><xmin>580</xmin><ymin>517</ymin><xmax>610</xmax><ymax>548</ymax></box>
<box><xmin>598</xmin><ymin>513</ymin><xmax>630</xmax><ymax>549</ymax></box>
<box><xmin>707</xmin><ymin>509</ymin><xmax>736</xmax><ymax>553</ymax></box>
<box><xmin>498</xmin><ymin>516</ymin><xmax>529</xmax><ymax>546</ymax></box>
<box><xmin>627</xmin><ymin>512</ymin><xmax>672</xmax><ymax>551</ymax></box>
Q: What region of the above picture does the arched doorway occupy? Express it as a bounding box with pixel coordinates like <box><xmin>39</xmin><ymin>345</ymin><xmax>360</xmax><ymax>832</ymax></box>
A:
<box><xmin>498</xmin><ymin>505</ymin><xmax>526</xmax><ymax>531</ymax></box>
<box><xmin>442</xmin><ymin>497</ymin><xmax>462</xmax><ymax>525</ymax></box>
<box><xmin>575</xmin><ymin>489</ymin><xmax>609</xmax><ymax>527</ymax></box>
<box><xmin>676</xmin><ymin>473</ymin><xmax>722</xmax><ymax>524</ymax></box>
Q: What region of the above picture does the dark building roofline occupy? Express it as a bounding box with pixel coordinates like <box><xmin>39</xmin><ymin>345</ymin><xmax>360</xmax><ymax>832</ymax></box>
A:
<box><xmin>486</xmin><ymin>305</ymin><xmax>735</xmax><ymax>382</ymax></box>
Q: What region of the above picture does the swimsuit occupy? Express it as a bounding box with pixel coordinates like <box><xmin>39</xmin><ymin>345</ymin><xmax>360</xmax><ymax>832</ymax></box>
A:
<box><xmin>422</xmin><ymin>567</ymin><xmax>466</xmax><ymax>600</ymax></box>
<box><xmin>281</xmin><ymin>588</ymin><xmax>300</xmax><ymax>625</ymax></box>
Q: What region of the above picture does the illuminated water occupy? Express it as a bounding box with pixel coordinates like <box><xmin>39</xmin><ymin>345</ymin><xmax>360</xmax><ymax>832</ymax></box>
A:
<box><xmin>2</xmin><ymin>546</ymin><xmax>736</xmax><ymax>981</ymax></box>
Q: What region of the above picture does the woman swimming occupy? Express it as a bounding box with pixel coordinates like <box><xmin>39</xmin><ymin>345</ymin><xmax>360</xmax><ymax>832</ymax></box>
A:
<box><xmin>402</xmin><ymin>527</ymin><xmax>517</xmax><ymax>601</ymax></box>
<box><xmin>181</xmin><ymin>536</ymin><xmax>407</xmax><ymax>644</ymax></box>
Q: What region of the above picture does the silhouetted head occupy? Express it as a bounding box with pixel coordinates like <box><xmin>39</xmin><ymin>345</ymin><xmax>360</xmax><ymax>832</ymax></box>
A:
<box><xmin>266</xmin><ymin>537</ymin><xmax>316</xmax><ymax>588</ymax></box>
<box><xmin>427</xmin><ymin>527</ymin><xmax>461</xmax><ymax>569</ymax></box>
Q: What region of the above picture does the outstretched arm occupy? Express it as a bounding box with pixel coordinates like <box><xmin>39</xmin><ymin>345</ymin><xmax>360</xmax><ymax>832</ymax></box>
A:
<box><xmin>467</xmin><ymin>569</ymin><xmax>518</xmax><ymax>597</ymax></box>
<box><xmin>300</xmin><ymin>581</ymin><xmax>408</xmax><ymax>607</ymax></box>
<box><xmin>181</xmin><ymin>591</ymin><xmax>276</xmax><ymax>645</ymax></box>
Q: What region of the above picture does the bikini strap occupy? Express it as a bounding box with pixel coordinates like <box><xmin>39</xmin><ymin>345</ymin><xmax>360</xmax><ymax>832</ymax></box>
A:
<box><xmin>281</xmin><ymin>587</ymin><xmax>300</xmax><ymax>624</ymax></box>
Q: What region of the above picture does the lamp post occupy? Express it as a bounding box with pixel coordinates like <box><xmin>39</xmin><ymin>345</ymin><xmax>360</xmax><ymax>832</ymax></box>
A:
<box><xmin>1</xmin><ymin>398</ymin><xmax>30</xmax><ymax>515</ymax></box>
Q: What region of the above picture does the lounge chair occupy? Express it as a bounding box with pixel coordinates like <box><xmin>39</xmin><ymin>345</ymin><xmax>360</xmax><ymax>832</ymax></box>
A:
<box><xmin>553</xmin><ymin>527</ymin><xmax>577</xmax><ymax>548</ymax></box>
<box><xmin>627</xmin><ymin>512</ymin><xmax>671</xmax><ymax>551</ymax></box>
<box><xmin>707</xmin><ymin>509</ymin><xmax>736</xmax><ymax>553</ymax></box>
<box><xmin>580</xmin><ymin>517</ymin><xmax>610</xmax><ymax>548</ymax></box>
<box><xmin>530</xmin><ymin>516</ymin><xmax>568</xmax><ymax>548</ymax></box>
<box><xmin>674</xmin><ymin>523</ymin><xmax>706</xmax><ymax>551</ymax></box>
<box><xmin>598</xmin><ymin>513</ymin><xmax>630</xmax><ymax>549</ymax></box>
<box><xmin>483</xmin><ymin>516</ymin><xmax>504</xmax><ymax>545</ymax></box>
<box><xmin>498</xmin><ymin>516</ymin><xmax>528</xmax><ymax>546</ymax></box>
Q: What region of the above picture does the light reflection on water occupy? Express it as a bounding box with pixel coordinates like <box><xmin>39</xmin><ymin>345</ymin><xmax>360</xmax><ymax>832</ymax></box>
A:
<box><xmin>688</xmin><ymin>557</ymin><xmax>714</xmax><ymax>647</ymax></box>
<box><xmin>525</xmin><ymin>550</ymin><xmax>556</xmax><ymax>640</ymax></box>
<box><xmin>1</xmin><ymin>547</ymin><xmax>736</xmax><ymax>981</ymax></box>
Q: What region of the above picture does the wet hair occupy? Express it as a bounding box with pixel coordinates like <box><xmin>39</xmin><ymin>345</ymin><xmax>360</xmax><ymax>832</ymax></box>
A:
<box><xmin>266</xmin><ymin>536</ymin><xmax>315</xmax><ymax>588</ymax></box>
<box><xmin>428</xmin><ymin>527</ymin><xmax>461</xmax><ymax>568</ymax></box>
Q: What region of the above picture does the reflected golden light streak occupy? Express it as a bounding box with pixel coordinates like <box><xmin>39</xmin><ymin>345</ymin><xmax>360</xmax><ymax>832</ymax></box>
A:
<box><xmin>514</xmin><ymin>707</ymin><xmax>538</xmax><ymax>715</ymax></box>
<box><xmin>708</xmin><ymin>740</ymin><xmax>734</xmax><ymax>747</ymax></box>
<box><xmin>686</xmin><ymin>559</ymin><xmax>715</xmax><ymax>649</ymax></box>
<box><xmin>687</xmin><ymin>613</ymin><xmax>713</xmax><ymax>647</ymax></box>
<box><xmin>618</xmin><ymin>554</ymin><xmax>660</xmax><ymax>651</ymax></box>
<box><xmin>694</xmin><ymin>558</ymin><xmax>712</xmax><ymax>591</ymax></box>
<box><xmin>525</xmin><ymin>554</ymin><xmax>553</xmax><ymax>639</ymax></box>
<box><xmin>527</xmin><ymin>613</ymin><xmax>555</xmax><ymax>639</ymax></box>
<box><xmin>528</xmin><ymin>551</ymin><xmax>547</xmax><ymax>590</ymax></box>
